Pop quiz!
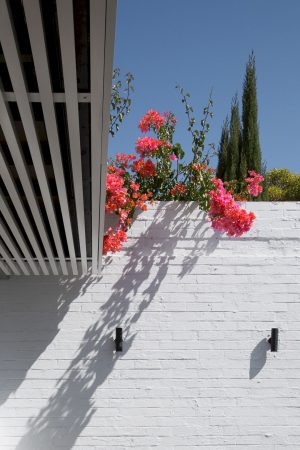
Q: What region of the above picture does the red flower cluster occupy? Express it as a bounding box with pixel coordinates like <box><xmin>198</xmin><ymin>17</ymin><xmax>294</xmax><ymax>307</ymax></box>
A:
<box><xmin>106</xmin><ymin>172</ymin><xmax>125</xmax><ymax>192</ymax></box>
<box><xmin>132</xmin><ymin>159</ymin><xmax>157</xmax><ymax>177</ymax></box>
<box><xmin>135</xmin><ymin>136</ymin><xmax>169</xmax><ymax>157</ymax></box>
<box><xmin>138</xmin><ymin>110</ymin><xmax>166</xmax><ymax>133</ymax></box>
<box><xmin>170</xmin><ymin>183</ymin><xmax>186</xmax><ymax>197</ymax></box>
<box><xmin>104</xmin><ymin>156</ymin><xmax>154</xmax><ymax>254</ymax></box>
<box><xmin>105</xmin><ymin>173</ymin><xmax>131</xmax><ymax>217</ymax></box>
<box><xmin>104</xmin><ymin>107</ymin><xmax>264</xmax><ymax>256</ymax></box>
<box><xmin>115</xmin><ymin>153</ymin><xmax>136</xmax><ymax>167</ymax></box>
<box><xmin>208</xmin><ymin>179</ymin><xmax>256</xmax><ymax>237</ymax></box>
<box><xmin>103</xmin><ymin>228</ymin><xmax>127</xmax><ymax>254</ymax></box>
<box><xmin>134</xmin><ymin>192</ymin><xmax>153</xmax><ymax>211</ymax></box>
<box><xmin>192</xmin><ymin>163</ymin><xmax>207</xmax><ymax>171</ymax></box>
<box><xmin>245</xmin><ymin>170</ymin><xmax>264</xmax><ymax>197</ymax></box>
<box><xmin>164</xmin><ymin>111</ymin><xmax>177</xmax><ymax>125</ymax></box>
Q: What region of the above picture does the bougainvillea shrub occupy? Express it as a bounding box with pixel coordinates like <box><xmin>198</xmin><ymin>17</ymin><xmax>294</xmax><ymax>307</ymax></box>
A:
<box><xmin>103</xmin><ymin>101</ymin><xmax>264</xmax><ymax>254</ymax></box>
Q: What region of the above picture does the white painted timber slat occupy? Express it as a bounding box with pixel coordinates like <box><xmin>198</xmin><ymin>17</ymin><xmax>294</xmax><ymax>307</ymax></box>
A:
<box><xmin>97</xmin><ymin>0</ymin><xmax>117</xmax><ymax>271</ymax></box>
<box><xmin>56</xmin><ymin>0</ymin><xmax>87</xmax><ymax>274</ymax></box>
<box><xmin>0</xmin><ymin>260</ymin><xmax>10</xmax><ymax>276</ymax></box>
<box><xmin>0</xmin><ymin>152</ymin><xmax>50</xmax><ymax>275</ymax></box>
<box><xmin>24</xmin><ymin>0</ymin><xmax>78</xmax><ymax>275</ymax></box>
<box><xmin>0</xmin><ymin>87</ymin><xmax>57</xmax><ymax>275</ymax></box>
<box><xmin>0</xmin><ymin>0</ymin><xmax>68</xmax><ymax>275</ymax></box>
<box><xmin>0</xmin><ymin>221</ymin><xmax>30</xmax><ymax>275</ymax></box>
<box><xmin>3</xmin><ymin>92</ymin><xmax>91</xmax><ymax>103</ymax></box>
<box><xmin>90</xmin><ymin>0</ymin><xmax>106</xmax><ymax>274</ymax></box>
<box><xmin>0</xmin><ymin>241</ymin><xmax>20</xmax><ymax>275</ymax></box>
<box><xmin>0</xmin><ymin>195</ymin><xmax>39</xmax><ymax>275</ymax></box>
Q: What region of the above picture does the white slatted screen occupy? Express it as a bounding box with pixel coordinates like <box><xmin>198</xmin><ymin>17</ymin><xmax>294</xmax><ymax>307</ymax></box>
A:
<box><xmin>0</xmin><ymin>0</ymin><xmax>116</xmax><ymax>275</ymax></box>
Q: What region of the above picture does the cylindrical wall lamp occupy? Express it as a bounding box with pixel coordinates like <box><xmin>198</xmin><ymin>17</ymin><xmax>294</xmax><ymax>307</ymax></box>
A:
<box><xmin>115</xmin><ymin>327</ymin><xmax>123</xmax><ymax>352</ymax></box>
<box><xmin>268</xmin><ymin>328</ymin><xmax>279</xmax><ymax>352</ymax></box>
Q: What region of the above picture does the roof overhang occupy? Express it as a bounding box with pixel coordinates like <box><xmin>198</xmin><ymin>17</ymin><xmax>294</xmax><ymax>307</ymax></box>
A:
<box><xmin>0</xmin><ymin>0</ymin><xmax>116</xmax><ymax>275</ymax></box>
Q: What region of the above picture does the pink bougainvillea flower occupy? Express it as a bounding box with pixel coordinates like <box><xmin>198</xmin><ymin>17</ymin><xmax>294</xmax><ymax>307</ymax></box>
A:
<box><xmin>107</xmin><ymin>165</ymin><xmax>116</xmax><ymax>173</ymax></box>
<box><xmin>138</xmin><ymin>110</ymin><xmax>166</xmax><ymax>133</ymax></box>
<box><xmin>135</xmin><ymin>136</ymin><xmax>170</xmax><ymax>157</ymax></box>
<box><xmin>104</xmin><ymin>104</ymin><xmax>261</xmax><ymax>256</ymax></box>
<box><xmin>130</xmin><ymin>181</ymin><xmax>140</xmax><ymax>192</ymax></box>
<box><xmin>105</xmin><ymin>172</ymin><xmax>132</xmax><ymax>216</ymax></box>
<box><xmin>170</xmin><ymin>183</ymin><xmax>186</xmax><ymax>197</ymax></box>
<box><xmin>103</xmin><ymin>228</ymin><xmax>128</xmax><ymax>255</ymax></box>
<box><xmin>192</xmin><ymin>163</ymin><xmax>207</xmax><ymax>171</ymax></box>
<box><xmin>106</xmin><ymin>172</ymin><xmax>124</xmax><ymax>193</ymax></box>
<box><xmin>208</xmin><ymin>178</ymin><xmax>255</xmax><ymax>237</ymax></box>
<box><xmin>132</xmin><ymin>159</ymin><xmax>157</xmax><ymax>177</ymax></box>
<box><xmin>245</xmin><ymin>170</ymin><xmax>264</xmax><ymax>197</ymax></box>
<box><xmin>163</xmin><ymin>111</ymin><xmax>177</xmax><ymax>125</ymax></box>
<box><xmin>115</xmin><ymin>153</ymin><xmax>136</xmax><ymax>167</ymax></box>
<box><xmin>105</xmin><ymin>189</ymin><xmax>129</xmax><ymax>214</ymax></box>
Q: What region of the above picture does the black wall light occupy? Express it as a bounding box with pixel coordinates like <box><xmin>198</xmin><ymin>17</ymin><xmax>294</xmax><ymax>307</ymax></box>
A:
<box><xmin>268</xmin><ymin>328</ymin><xmax>279</xmax><ymax>352</ymax></box>
<box><xmin>115</xmin><ymin>327</ymin><xmax>123</xmax><ymax>352</ymax></box>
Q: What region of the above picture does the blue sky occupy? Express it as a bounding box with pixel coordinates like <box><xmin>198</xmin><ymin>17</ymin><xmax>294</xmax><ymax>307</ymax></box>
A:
<box><xmin>110</xmin><ymin>0</ymin><xmax>300</xmax><ymax>173</ymax></box>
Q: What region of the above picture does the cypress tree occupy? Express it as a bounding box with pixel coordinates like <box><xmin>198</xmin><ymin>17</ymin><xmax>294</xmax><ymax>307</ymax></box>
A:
<box><xmin>238</xmin><ymin>137</ymin><xmax>247</xmax><ymax>181</ymax></box>
<box><xmin>227</xmin><ymin>94</ymin><xmax>242</xmax><ymax>181</ymax></box>
<box><xmin>216</xmin><ymin>116</ymin><xmax>230</xmax><ymax>180</ymax></box>
<box><xmin>242</xmin><ymin>52</ymin><xmax>262</xmax><ymax>175</ymax></box>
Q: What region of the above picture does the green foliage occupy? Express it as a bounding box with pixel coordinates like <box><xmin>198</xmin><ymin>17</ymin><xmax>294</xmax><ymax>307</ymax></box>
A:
<box><xmin>238</xmin><ymin>134</ymin><xmax>247</xmax><ymax>181</ymax></box>
<box><xmin>135</xmin><ymin>112</ymin><xmax>178</xmax><ymax>202</ymax></box>
<box><xmin>175</xmin><ymin>86</ymin><xmax>215</xmax><ymax>210</ymax></box>
<box><xmin>132</xmin><ymin>89</ymin><xmax>215</xmax><ymax>211</ymax></box>
<box><xmin>216</xmin><ymin>116</ymin><xmax>229</xmax><ymax>180</ymax></box>
<box><xmin>227</xmin><ymin>94</ymin><xmax>242</xmax><ymax>181</ymax></box>
<box><xmin>242</xmin><ymin>52</ymin><xmax>262</xmax><ymax>174</ymax></box>
<box><xmin>217</xmin><ymin>52</ymin><xmax>263</xmax><ymax>182</ymax></box>
<box><xmin>176</xmin><ymin>85</ymin><xmax>215</xmax><ymax>164</ymax></box>
<box><xmin>116</xmin><ymin>87</ymin><xmax>256</xmax><ymax>211</ymax></box>
<box><xmin>267</xmin><ymin>185</ymin><xmax>285</xmax><ymax>201</ymax></box>
<box><xmin>266</xmin><ymin>168</ymin><xmax>300</xmax><ymax>201</ymax></box>
<box><xmin>110</xmin><ymin>69</ymin><xmax>134</xmax><ymax>137</ymax></box>
<box><xmin>259</xmin><ymin>160</ymin><xmax>268</xmax><ymax>200</ymax></box>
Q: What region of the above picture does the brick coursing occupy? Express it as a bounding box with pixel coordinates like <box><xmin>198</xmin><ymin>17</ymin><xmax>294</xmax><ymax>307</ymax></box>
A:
<box><xmin>0</xmin><ymin>202</ymin><xmax>300</xmax><ymax>449</ymax></box>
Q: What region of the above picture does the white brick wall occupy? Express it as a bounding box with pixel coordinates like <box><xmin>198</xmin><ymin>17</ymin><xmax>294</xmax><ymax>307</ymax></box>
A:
<box><xmin>0</xmin><ymin>201</ymin><xmax>300</xmax><ymax>450</ymax></box>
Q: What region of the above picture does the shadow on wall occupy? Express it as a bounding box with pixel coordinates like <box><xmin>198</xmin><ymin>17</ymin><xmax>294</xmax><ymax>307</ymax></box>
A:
<box><xmin>0</xmin><ymin>276</ymin><xmax>94</xmax><ymax>407</ymax></box>
<box><xmin>15</xmin><ymin>202</ymin><xmax>218</xmax><ymax>450</ymax></box>
<box><xmin>249</xmin><ymin>338</ymin><xmax>269</xmax><ymax>379</ymax></box>
<box><xmin>177</xmin><ymin>205</ymin><xmax>219</xmax><ymax>279</ymax></box>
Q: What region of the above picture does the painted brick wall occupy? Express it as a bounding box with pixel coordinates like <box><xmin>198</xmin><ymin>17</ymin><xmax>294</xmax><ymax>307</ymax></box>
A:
<box><xmin>0</xmin><ymin>201</ymin><xmax>300</xmax><ymax>450</ymax></box>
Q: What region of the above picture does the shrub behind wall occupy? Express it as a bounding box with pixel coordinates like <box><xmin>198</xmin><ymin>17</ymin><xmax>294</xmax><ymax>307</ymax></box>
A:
<box><xmin>266</xmin><ymin>168</ymin><xmax>300</xmax><ymax>201</ymax></box>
